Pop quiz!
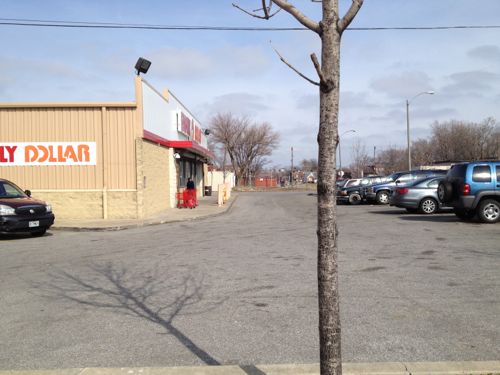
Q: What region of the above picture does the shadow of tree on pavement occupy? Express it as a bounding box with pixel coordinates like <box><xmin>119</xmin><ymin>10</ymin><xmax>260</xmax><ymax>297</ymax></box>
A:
<box><xmin>36</xmin><ymin>262</ymin><xmax>225</xmax><ymax>365</ymax></box>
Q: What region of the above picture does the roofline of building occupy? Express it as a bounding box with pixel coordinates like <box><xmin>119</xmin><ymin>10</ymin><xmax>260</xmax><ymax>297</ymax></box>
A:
<box><xmin>0</xmin><ymin>102</ymin><xmax>137</xmax><ymax>109</ymax></box>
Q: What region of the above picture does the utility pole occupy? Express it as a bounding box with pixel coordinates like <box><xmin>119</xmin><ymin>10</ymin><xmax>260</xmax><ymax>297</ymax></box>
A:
<box><xmin>290</xmin><ymin>146</ymin><xmax>294</xmax><ymax>185</ymax></box>
<box><xmin>406</xmin><ymin>99</ymin><xmax>411</xmax><ymax>171</ymax></box>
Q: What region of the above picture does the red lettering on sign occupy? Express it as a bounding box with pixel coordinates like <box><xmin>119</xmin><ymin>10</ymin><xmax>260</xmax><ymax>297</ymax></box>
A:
<box><xmin>181</xmin><ymin>112</ymin><xmax>191</xmax><ymax>137</ymax></box>
<box><xmin>0</xmin><ymin>146</ymin><xmax>17</xmax><ymax>163</ymax></box>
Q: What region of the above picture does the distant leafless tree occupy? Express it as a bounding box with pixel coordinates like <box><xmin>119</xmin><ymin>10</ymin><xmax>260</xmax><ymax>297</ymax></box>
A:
<box><xmin>375</xmin><ymin>118</ymin><xmax>499</xmax><ymax>173</ymax></box>
<box><xmin>350</xmin><ymin>139</ymin><xmax>370</xmax><ymax>177</ymax></box>
<box><xmin>411</xmin><ymin>139</ymin><xmax>434</xmax><ymax>168</ymax></box>
<box><xmin>300</xmin><ymin>158</ymin><xmax>319</xmax><ymax>172</ymax></box>
<box><xmin>208</xmin><ymin>136</ymin><xmax>232</xmax><ymax>182</ymax></box>
<box><xmin>431</xmin><ymin>118</ymin><xmax>499</xmax><ymax>161</ymax></box>
<box><xmin>233</xmin><ymin>1</ymin><xmax>364</xmax><ymax>374</ymax></box>
<box><xmin>376</xmin><ymin>146</ymin><xmax>406</xmax><ymax>174</ymax></box>
<box><xmin>210</xmin><ymin>112</ymin><xmax>279</xmax><ymax>185</ymax></box>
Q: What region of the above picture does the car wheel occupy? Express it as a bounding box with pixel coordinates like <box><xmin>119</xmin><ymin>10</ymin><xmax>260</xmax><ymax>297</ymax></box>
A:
<box><xmin>30</xmin><ymin>229</ymin><xmax>47</xmax><ymax>237</ymax></box>
<box><xmin>437</xmin><ymin>181</ymin><xmax>453</xmax><ymax>203</ymax></box>
<box><xmin>376</xmin><ymin>191</ymin><xmax>390</xmax><ymax>204</ymax></box>
<box><xmin>477</xmin><ymin>199</ymin><xmax>500</xmax><ymax>223</ymax></box>
<box><xmin>454</xmin><ymin>208</ymin><xmax>475</xmax><ymax>221</ymax></box>
<box><xmin>348</xmin><ymin>193</ymin><xmax>362</xmax><ymax>205</ymax></box>
<box><xmin>419</xmin><ymin>198</ymin><xmax>437</xmax><ymax>214</ymax></box>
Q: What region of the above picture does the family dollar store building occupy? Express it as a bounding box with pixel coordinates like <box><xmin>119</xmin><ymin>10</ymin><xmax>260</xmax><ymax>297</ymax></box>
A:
<box><xmin>0</xmin><ymin>77</ymin><xmax>213</xmax><ymax>220</ymax></box>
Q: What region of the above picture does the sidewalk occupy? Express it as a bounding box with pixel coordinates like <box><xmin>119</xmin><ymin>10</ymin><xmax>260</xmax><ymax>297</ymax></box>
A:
<box><xmin>52</xmin><ymin>194</ymin><xmax>237</xmax><ymax>231</ymax></box>
<box><xmin>1</xmin><ymin>361</ymin><xmax>499</xmax><ymax>375</ymax></box>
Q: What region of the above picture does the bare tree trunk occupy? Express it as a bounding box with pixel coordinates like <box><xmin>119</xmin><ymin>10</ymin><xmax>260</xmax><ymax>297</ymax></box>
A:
<box><xmin>232</xmin><ymin>2</ymin><xmax>363</xmax><ymax>374</ymax></box>
<box><xmin>317</xmin><ymin>3</ymin><xmax>341</xmax><ymax>374</ymax></box>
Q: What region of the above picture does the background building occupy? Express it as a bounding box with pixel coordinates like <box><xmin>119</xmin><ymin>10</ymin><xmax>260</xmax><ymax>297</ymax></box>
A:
<box><xmin>0</xmin><ymin>77</ymin><xmax>212</xmax><ymax>220</ymax></box>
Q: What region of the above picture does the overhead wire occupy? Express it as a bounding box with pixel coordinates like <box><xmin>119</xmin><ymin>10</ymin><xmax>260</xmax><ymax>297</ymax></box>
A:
<box><xmin>0</xmin><ymin>18</ymin><xmax>499</xmax><ymax>31</ymax></box>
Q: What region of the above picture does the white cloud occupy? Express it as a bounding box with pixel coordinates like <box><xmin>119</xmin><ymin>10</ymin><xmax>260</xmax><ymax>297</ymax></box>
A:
<box><xmin>199</xmin><ymin>92</ymin><xmax>270</xmax><ymax>119</ymax></box>
<box><xmin>144</xmin><ymin>44</ymin><xmax>270</xmax><ymax>81</ymax></box>
<box><xmin>370</xmin><ymin>71</ymin><xmax>433</xmax><ymax>99</ymax></box>
<box><xmin>147</xmin><ymin>48</ymin><xmax>215</xmax><ymax>79</ymax></box>
<box><xmin>0</xmin><ymin>56</ymin><xmax>85</xmax><ymax>80</ymax></box>
<box><xmin>467</xmin><ymin>45</ymin><xmax>500</xmax><ymax>62</ymax></box>
<box><xmin>441</xmin><ymin>70</ymin><xmax>500</xmax><ymax>96</ymax></box>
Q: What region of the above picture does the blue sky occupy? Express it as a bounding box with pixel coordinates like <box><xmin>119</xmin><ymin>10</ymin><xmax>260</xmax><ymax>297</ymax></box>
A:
<box><xmin>1</xmin><ymin>0</ymin><xmax>500</xmax><ymax>167</ymax></box>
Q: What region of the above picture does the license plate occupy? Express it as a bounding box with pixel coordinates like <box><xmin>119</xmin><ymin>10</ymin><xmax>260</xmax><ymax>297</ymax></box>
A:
<box><xmin>29</xmin><ymin>221</ymin><xmax>40</xmax><ymax>228</ymax></box>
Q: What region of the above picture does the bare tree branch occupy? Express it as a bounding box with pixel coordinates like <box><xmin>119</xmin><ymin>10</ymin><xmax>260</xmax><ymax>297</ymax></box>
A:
<box><xmin>337</xmin><ymin>0</ymin><xmax>364</xmax><ymax>32</ymax></box>
<box><xmin>232</xmin><ymin>1</ymin><xmax>280</xmax><ymax>19</ymax></box>
<box><xmin>270</xmin><ymin>42</ymin><xmax>320</xmax><ymax>86</ymax></box>
<box><xmin>310</xmin><ymin>53</ymin><xmax>326</xmax><ymax>84</ymax></box>
<box><xmin>262</xmin><ymin>0</ymin><xmax>270</xmax><ymax>18</ymax></box>
<box><xmin>271</xmin><ymin>0</ymin><xmax>321</xmax><ymax>33</ymax></box>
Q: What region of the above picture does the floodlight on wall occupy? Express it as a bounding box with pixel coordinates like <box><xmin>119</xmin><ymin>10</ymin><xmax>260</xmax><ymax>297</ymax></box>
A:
<box><xmin>173</xmin><ymin>153</ymin><xmax>181</xmax><ymax>159</ymax></box>
<box><xmin>204</xmin><ymin>129</ymin><xmax>211</xmax><ymax>136</ymax></box>
<box><xmin>135</xmin><ymin>57</ymin><xmax>151</xmax><ymax>76</ymax></box>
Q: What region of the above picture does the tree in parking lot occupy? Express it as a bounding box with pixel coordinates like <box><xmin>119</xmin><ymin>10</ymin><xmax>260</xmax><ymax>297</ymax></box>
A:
<box><xmin>233</xmin><ymin>1</ymin><xmax>364</xmax><ymax>374</ymax></box>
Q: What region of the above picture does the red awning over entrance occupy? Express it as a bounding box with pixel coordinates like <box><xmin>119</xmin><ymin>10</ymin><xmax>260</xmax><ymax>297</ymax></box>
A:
<box><xmin>143</xmin><ymin>130</ymin><xmax>214</xmax><ymax>159</ymax></box>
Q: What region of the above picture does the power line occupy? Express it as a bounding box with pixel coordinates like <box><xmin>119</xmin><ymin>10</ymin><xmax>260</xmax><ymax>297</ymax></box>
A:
<box><xmin>0</xmin><ymin>18</ymin><xmax>499</xmax><ymax>31</ymax></box>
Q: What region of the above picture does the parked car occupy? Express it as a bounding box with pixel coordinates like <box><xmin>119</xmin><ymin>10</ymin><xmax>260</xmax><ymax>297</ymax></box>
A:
<box><xmin>364</xmin><ymin>170</ymin><xmax>448</xmax><ymax>204</ymax></box>
<box><xmin>438</xmin><ymin>161</ymin><xmax>500</xmax><ymax>223</ymax></box>
<box><xmin>337</xmin><ymin>176</ymin><xmax>384</xmax><ymax>205</ymax></box>
<box><xmin>390</xmin><ymin>176</ymin><xmax>451</xmax><ymax>214</ymax></box>
<box><xmin>0</xmin><ymin>178</ymin><xmax>55</xmax><ymax>236</ymax></box>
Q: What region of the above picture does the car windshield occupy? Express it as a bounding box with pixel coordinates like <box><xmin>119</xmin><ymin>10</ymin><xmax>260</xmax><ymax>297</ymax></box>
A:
<box><xmin>0</xmin><ymin>181</ymin><xmax>27</xmax><ymax>198</ymax></box>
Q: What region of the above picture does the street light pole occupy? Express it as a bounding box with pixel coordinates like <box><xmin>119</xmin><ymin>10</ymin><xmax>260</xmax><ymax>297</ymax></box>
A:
<box><xmin>406</xmin><ymin>91</ymin><xmax>434</xmax><ymax>170</ymax></box>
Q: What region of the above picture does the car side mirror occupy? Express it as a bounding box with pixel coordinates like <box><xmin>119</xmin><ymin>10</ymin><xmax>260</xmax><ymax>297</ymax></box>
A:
<box><xmin>395</xmin><ymin>179</ymin><xmax>401</xmax><ymax>184</ymax></box>
<box><xmin>25</xmin><ymin>190</ymin><xmax>31</xmax><ymax>197</ymax></box>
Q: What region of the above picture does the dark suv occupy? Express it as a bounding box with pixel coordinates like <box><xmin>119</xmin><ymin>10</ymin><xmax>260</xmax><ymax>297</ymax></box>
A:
<box><xmin>337</xmin><ymin>176</ymin><xmax>383</xmax><ymax>205</ymax></box>
<box><xmin>438</xmin><ymin>161</ymin><xmax>500</xmax><ymax>223</ymax></box>
<box><xmin>0</xmin><ymin>178</ymin><xmax>55</xmax><ymax>236</ymax></box>
<box><xmin>364</xmin><ymin>170</ymin><xmax>447</xmax><ymax>204</ymax></box>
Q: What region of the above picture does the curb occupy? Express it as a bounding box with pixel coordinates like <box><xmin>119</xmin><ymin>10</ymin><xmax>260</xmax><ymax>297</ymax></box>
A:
<box><xmin>1</xmin><ymin>361</ymin><xmax>499</xmax><ymax>375</ymax></box>
<box><xmin>50</xmin><ymin>194</ymin><xmax>238</xmax><ymax>232</ymax></box>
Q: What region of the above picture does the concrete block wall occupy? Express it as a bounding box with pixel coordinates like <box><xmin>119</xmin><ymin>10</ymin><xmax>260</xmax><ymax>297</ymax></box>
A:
<box><xmin>31</xmin><ymin>190</ymin><xmax>137</xmax><ymax>220</ymax></box>
<box><xmin>139</xmin><ymin>139</ymin><xmax>172</xmax><ymax>217</ymax></box>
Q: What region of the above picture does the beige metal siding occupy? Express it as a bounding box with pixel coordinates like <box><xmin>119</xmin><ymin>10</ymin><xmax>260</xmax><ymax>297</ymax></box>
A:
<box><xmin>0</xmin><ymin>105</ymin><xmax>137</xmax><ymax>190</ymax></box>
<box><xmin>103</xmin><ymin>107</ymin><xmax>138</xmax><ymax>189</ymax></box>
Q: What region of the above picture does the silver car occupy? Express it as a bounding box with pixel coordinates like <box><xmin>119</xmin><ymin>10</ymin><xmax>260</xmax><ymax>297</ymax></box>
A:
<box><xmin>390</xmin><ymin>176</ymin><xmax>452</xmax><ymax>214</ymax></box>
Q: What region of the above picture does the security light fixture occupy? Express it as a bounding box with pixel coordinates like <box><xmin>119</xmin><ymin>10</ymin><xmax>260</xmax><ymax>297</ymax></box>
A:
<box><xmin>173</xmin><ymin>153</ymin><xmax>181</xmax><ymax>159</ymax></box>
<box><xmin>204</xmin><ymin>129</ymin><xmax>211</xmax><ymax>136</ymax></box>
<box><xmin>135</xmin><ymin>57</ymin><xmax>151</xmax><ymax>76</ymax></box>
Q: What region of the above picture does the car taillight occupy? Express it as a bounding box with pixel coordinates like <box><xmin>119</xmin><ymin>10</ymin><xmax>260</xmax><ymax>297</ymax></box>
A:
<box><xmin>462</xmin><ymin>183</ymin><xmax>471</xmax><ymax>195</ymax></box>
<box><xmin>396</xmin><ymin>187</ymin><xmax>409</xmax><ymax>195</ymax></box>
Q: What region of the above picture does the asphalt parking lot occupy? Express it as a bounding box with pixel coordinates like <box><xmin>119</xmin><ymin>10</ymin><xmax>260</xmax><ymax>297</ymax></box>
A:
<box><xmin>0</xmin><ymin>192</ymin><xmax>499</xmax><ymax>370</ymax></box>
